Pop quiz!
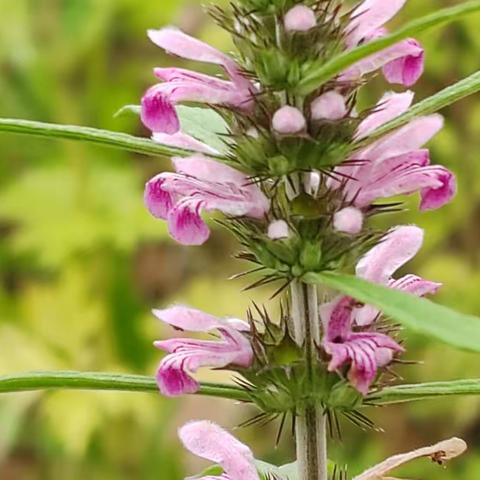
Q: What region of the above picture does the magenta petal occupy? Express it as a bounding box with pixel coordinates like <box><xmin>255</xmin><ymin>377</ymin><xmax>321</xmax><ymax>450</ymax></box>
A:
<box><xmin>383</xmin><ymin>39</ymin><xmax>425</xmax><ymax>86</ymax></box>
<box><xmin>420</xmin><ymin>167</ymin><xmax>457</xmax><ymax>210</ymax></box>
<box><xmin>168</xmin><ymin>200</ymin><xmax>210</xmax><ymax>246</ymax></box>
<box><xmin>141</xmin><ymin>86</ymin><xmax>180</xmax><ymax>134</ymax></box>
<box><xmin>156</xmin><ymin>363</ymin><xmax>199</xmax><ymax>396</ymax></box>
<box><xmin>144</xmin><ymin>175</ymin><xmax>174</xmax><ymax>220</ymax></box>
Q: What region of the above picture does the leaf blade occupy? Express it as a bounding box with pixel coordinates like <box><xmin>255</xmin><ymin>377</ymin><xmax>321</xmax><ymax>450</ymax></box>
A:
<box><xmin>368</xmin><ymin>379</ymin><xmax>480</xmax><ymax>405</ymax></box>
<box><xmin>298</xmin><ymin>0</ymin><xmax>480</xmax><ymax>94</ymax></box>
<box><xmin>304</xmin><ymin>272</ymin><xmax>480</xmax><ymax>352</ymax></box>
<box><xmin>0</xmin><ymin>118</ymin><xmax>224</xmax><ymax>159</ymax></box>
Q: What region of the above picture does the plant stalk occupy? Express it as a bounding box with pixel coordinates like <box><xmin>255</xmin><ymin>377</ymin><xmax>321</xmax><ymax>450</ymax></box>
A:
<box><xmin>291</xmin><ymin>281</ymin><xmax>328</xmax><ymax>480</ymax></box>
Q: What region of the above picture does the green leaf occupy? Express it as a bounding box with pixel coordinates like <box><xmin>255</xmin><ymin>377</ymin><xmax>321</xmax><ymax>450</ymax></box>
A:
<box><xmin>297</xmin><ymin>0</ymin><xmax>480</xmax><ymax>94</ymax></box>
<box><xmin>368</xmin><ymin>379</ymin><xmax>480</xmax><ymax>406</ymax></box>
<box><xmin>304</xmin><ymin>272</ymin><xmax>480</xmax><ymax>353</ymax></box>
<box><xmin>256</xmin><ymin>460</ymin><xmax>298</xmax><ymax>479</ymax></box>
<box><xmin>114</xmin><ymin>104</ymin><xmax>229</xmax><ymax>153</ymax></box>
<box><xmin>0</xmin><ymin>118</ymin><xmax>225</xmax><ymax>158</ymax></box>
<box><xmin>366</xmin><ymin>70</ymin><xmax>480</xmax><ymax>141</ymax></box>
<box><xmin>0</xmin><ymin>371</ymin><xmax>250</xmax><ymax>402</ymax></box>
<box><xmin>114</xmin><ymin>104</ymin><xmax>141</xmax><ymax>118</ymax></box>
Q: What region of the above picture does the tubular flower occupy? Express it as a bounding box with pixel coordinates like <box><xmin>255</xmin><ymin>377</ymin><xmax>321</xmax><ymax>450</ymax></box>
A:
<box><xmin>353</xmin><ymin>437</ymin><xmax>467</xmax><ymax>480</ymax></box>
<box><xmin>141</xmin><ymin>27</ymin><xmax>254</xmax><ymax>136</ymax></box>
<box><xmin>321</xmin><ymin>225</ymin><xmax>440</xmax><ymax>394</ymax></box>
<box><xmin>321</xmin><ymin>296</ymin><xmax>404</xmax><ymax>395</ymax></box>
<box><xmin>179</xmin><ymin>421</ymin><xmax>259</xmax><ymax>480</ymax></box>
<box><xmin>341</xmin><ymin>0</ymin><xmax>424</xmax><ymax>86</ymax></box>
<box><xmin>334</xmin><ymin>91</ymin><xmax>456</xmax><ymax>211</ymax></box>
<box><xmin>153</xmin><ymin>306</ymin><xmax>253</xmax><ymax>397</ymax></box>
<box><xmin>145</xmin><ymin>155</ymin><xmax>269</xmax><ymax>245</ymax></box>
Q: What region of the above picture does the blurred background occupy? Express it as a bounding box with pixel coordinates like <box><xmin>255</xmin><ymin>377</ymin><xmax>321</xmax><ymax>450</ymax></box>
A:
<box><xmin>0</xmin><ymin>0</ymin><xmax>479</xmax><ymax>478</ymax></box>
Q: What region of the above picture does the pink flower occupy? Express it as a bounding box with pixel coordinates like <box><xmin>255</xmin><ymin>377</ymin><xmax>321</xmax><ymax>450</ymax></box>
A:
<box><xmin>334</xmin><ymin>92</ymin><xmax>456</xmax><ymax>211</ymax></box>
<box><xmin>145</xmin><ymin>155</ymin><xmax>269</xmax><ymax>245</ymax></box>
<box><xmin>179</xmin><ymin>421</ymin><xmax>259</xmax><ymax>480</ymax></box>
<box><xmin>341</xmin><ymin>0</ymin><xmax>424</xmax><ymax>86</ymax></box>
<box><xmin>321</xmin><ymin>296</ymin><xmax>404</xmax><ymax>395</ymax></box>
<box><xmin>321</xmin><ymin>226</ymin><xmax>440</xmax><ymax>394</ymax></box>
<box><xmin>153</xmin><ymin>306</ymin><xmax>253</xmax><ymax>397</ymax></box>
<box><xmin>354</xmin><ymin>225</ymin><xmax>441</xmax><ymax>326</ymax></box>
<box><xmin>141</xmin><ymin>28</ymin><xmax>254</xmax><ymax>136</ymax></box>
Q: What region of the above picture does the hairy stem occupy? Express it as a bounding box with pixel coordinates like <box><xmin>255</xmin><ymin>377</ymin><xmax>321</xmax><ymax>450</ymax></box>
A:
<box><xmin>0</xmin><ymin>371</ymin><xmax>250</xmax><ymax>401</ymax></box>
<box><xmin>291</xmin><ymin>282</ymin><xmax>328</xmax><ymax>480</ymax></box>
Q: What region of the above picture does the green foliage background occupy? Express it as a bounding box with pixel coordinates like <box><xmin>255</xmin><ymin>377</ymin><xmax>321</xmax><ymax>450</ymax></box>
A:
<box><xmin>0</xmin><ymin>0</ymin><xmax>479</xmax><ymax>478</ymax></box>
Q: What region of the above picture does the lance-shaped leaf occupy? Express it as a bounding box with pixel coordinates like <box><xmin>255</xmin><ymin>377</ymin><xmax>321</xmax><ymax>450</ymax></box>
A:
<box><xmin>0</xmin><ymin>118</ymin><xmax>225</xmax><ymax>159</ymax></box>
<box><xmin>365</xmin><ymin>70</ymin><xmax>480</xmax><ymax>141</ymax></box>
<box><xmin>367</xmin><ymin>379</ymin><xmax>480</xmax><ymax>406</ymax></box>
<box><xmin>304</xmin><ymin>272</ymin><xmax>480</xmax><ymax>352</ymax></box>
<box><xmin>115</xmin><ymin>105</ymin><xmax>229</xmax><ymax>153</ymax></box>
<box><xmin>297</xmin><ymin>0</ymin><xmax>480</xmax><ymax>95</ymax></box>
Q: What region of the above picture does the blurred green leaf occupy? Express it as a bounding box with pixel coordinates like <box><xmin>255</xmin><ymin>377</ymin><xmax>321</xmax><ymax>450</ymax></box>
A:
<box><xmin>305</xmin><ymin>272</ymin><xmax>480</xmax><ymax>352</ymax></box>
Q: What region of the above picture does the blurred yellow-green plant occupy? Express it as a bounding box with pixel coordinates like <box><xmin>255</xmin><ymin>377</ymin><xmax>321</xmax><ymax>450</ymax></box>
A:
<box><xmin>0</xmin><ymin>0</ymin><xmax>480</xmax><ymax>478</ymax></box>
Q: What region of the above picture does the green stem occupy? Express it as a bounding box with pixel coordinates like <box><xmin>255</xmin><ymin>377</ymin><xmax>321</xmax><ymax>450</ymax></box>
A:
<box><xmin>0</xmin><ymin>371</ymin><xmax>250</xmax><ymax>402</ymax></box>
<box><xmin>0</xmin><ymin>118</ymin><xmax>221</xmax><ymax>159</ymax></box>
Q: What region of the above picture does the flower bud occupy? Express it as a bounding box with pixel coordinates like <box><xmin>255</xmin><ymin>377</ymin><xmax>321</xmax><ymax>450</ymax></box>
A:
<box><xmin>284</xmin><ymin>5</ymin><xmax>317</xmax><ymax>32</ymax></box>
<box><xmin>311</xmin><ymin>91</ymin><xmax>347</xmax><ymax>121</ymax></box>
<box><xmin>272</xmin><ymin>106</ymin><xmax>306</xmax><ymax>134</ymax></box>
<box><xmin>268</xmin><ymin>220</ymin><xmax>290</xmax><ymax>240</ymax></box>
<box><xmin>333</xmin><ymin>207</ymin><xmax>364</xmax><ymax>234</ymax></box>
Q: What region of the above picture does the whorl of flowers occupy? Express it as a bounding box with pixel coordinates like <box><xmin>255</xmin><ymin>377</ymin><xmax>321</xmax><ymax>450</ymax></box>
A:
<box><xmin>139</xmin><ymin>0</ymin><xmax>464</xmax><ymax>479</ymax></box>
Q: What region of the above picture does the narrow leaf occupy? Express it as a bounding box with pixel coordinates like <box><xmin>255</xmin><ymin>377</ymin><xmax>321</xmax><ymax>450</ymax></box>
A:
<box><xmin>304</xmin><ymin>272</ymin><xmax>480</xmax><ymax>353</ymax></box>
<box><xmin>0</xmin><ymin>371</ymin><xmax>250</xmax><ymax>401</ymax></box>
<box><xmin>368</xmin><ymin>379</ymin><xmax>480</xmax><ymax>406</ymax></box>
<box><xmin>0</xmin><ymin>118</ymin><xmax>224</xmax><ymax>159</ymax></box>
<box><xmin>367</xmin><ymin>70</ymin><xmax>480</xmax><ymax>141</ymax></box>
<box><xmin>298</xmin><ymin>0</ymin><xmax>480</xmax><ymax>94</ymax></box>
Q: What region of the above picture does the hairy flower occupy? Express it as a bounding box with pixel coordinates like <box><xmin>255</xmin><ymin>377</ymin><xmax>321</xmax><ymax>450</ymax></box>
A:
<box><xmin>334</xmin><ymin>91</ymin><xmax>456</xmax><ymax>211</ymax></box>
<box><xmin>153</xmin><ymin>306</ymin><xmax>253</xmax><ymax>397</ymax></box>
<box><xmin>321</xmin><ymin>225</ymin><xmax>439</xmax><ymax>394</ymax></box>
<box><xmin>145</xmin><ymin>155</ymin><xmax>269</xmax><ymax>245</ymax></box>
<box><xmin>141</xmin><ymin>27</ymin><xmax>254</xmax><ymax>135</ymax></box>
<box><xmin>353</xmin><ymin>437</ymin><xmax>467</xmax><ymax>480</ymax></box>
<box><xmin>179</xmin><ymin>421</ymin><xmax>259</xmax><ymax>480</ymax></box>
<box><xmin>342</xmin><ymin>0</ymin><xmax>424</xmax><ymax>86</ymax></box>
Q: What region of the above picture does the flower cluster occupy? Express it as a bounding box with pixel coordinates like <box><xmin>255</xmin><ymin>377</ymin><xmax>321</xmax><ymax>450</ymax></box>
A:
<box><xmin>138</xmin><ymin>0</ymin><xmax>464</xmax><ymax>478</ymax></box>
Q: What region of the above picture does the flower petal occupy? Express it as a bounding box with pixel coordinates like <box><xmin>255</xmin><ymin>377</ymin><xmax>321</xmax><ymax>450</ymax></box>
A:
<box><xmin>168</xmin><ymin>199</ymin><xmax>210</xmax><ymax>246</ymax></box>
<box><xmin>356</xmin><ymin>225</ymin><xmax>424</xmax><ymax>284</ymax></box>
<box><xmin>141</xmin><ymin>86</ymin><xmax>180</xmax><ymax>134</ymax></box>
<box><xmin>354</xmin><ymin>437</ymin><xmax>467</xmax><ymax>480</ymax></box>
<box><xmin>179</xmin><ymin>421</ymin><xmax>259</xmax><ymax>480</ymax></box>
<box><xmin>144</xmin><ymin>174</ymin><xmax>174</xmax><ymax>220</ymax></box>
<box><xmin>153</xmin><ymin>306</ymin><xmax>225</xmax><ymax>332</ymax></box>
<box><xmin>355</xmin><ymin>90</ymin><xmax>414</xmax><ymax>140</ymax></box>
<box><xmin>152</xmin><ymin>132</ymin><xmax>220</xmax><ymax>155</ymax></box>
<box><xmin>383</xmin><ymin>39</ymin><xmax>425</xmax><ymax>86</ymax></box>
<box><xmin>420</xmin><ymin>166</ymin><xmax>457</xmax><ymax>210</ymax></box>
<box><xmin>346</xmin><ymin>0</ymin><xmax>407</xmax><ymax>47</ymax></box>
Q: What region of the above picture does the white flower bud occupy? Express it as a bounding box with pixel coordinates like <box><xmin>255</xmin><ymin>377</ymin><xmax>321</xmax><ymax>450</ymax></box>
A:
<box><xmin>311</xmin><ymin>91</ymin><xmax>347</xmax><ymax>121</ymax></box>
<box><xmin>272</xmin><ymin>106</ymin><xmax>306</xmax><ymax>134</ymax></box>
<box><xmin>284</xmin><ymin>5</ymin><xmax>317</xmax><ymax>32</ymax></box>
<box><xmin>268</xmin><ymin>220</ymin><xmax>290</xmax><ymax>240</ymax></box>
<box><xmin>333</xmin><ymin>207</ymin><xmax>364</xmax><ymax>234</ymax></box>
